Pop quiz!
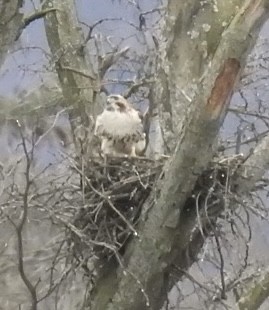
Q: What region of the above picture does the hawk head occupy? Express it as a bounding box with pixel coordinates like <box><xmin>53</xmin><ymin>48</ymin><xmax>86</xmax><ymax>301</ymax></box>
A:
<box><xmin>106</xmin><ymin>94</ymin><xmax>131</xmax><ymax>112</ymax></box>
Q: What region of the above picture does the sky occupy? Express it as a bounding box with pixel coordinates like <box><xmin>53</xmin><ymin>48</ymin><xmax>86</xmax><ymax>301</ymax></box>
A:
<box><xmin>0</xmin><ymin>0</ymin><xmax>162</xmax><ymax>97</ymax></box>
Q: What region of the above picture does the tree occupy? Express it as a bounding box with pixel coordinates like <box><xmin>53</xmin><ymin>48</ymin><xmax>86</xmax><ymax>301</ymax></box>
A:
<box><xmin>1</xmin><ymin>0</ymin><xmax>269</xmax><ymax>309</ymax></box>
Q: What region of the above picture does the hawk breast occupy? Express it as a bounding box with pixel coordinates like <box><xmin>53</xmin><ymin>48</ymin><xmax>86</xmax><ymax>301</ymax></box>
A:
<box><xmin>96</xmin><ymin>109</ymin><xmax>144</xmax><ymax>140</ymax></box>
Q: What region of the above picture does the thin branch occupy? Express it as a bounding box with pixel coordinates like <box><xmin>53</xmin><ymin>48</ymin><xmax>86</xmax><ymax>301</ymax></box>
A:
<box><xmin>16</xmin><ymin>8</ymin><xmax>56</xmax><ymax>40</ymax></box>
<box><xmin>8</xmin><ymin>125</ymin><xmax>38</xmax><ymax>310</ymax></box>
<box><xmin>213</xmin><ymin>227</ymin><xmax>226</xmax><ymax>300</ymax></box>
<box><xmin>24</xmin><ymin>8</ymin><xmax>57</xmax><ymax>28</ymax></box>
<box><xmin>80</xmin><ymin>17</ymin><xmax>140</xmax><ymax>49</ymax></box>
<box><xmin>34</xmin><ymin>108</ymin><xmax>70</xmax><ymax>148</ymax></box>
<box><xmin>85</xmin><ymin>176</ymin><xmax>139</xmax><ymax>236</ymax></box>
<box><xmin>123</xmin><ymin>78</ymin><xmax>155</xmax><ymax>98</ymax></box>
<box><xmin>99</xmin><ymin>46</ymin><xmax>130</xmax><ymax>78</ymax></box>
<box><xmin>173</xmin><ymin>266</ymin><xmax>216</xmax><ymax>294</ymax></box>
<box><xmin>60</xmin><ymin>66</ymin><xmax>96</xmax><ymax>81</ymax></box>
<box><xmin>228</xmin><ymin>107</ymin><xmax>269</xmax><ymax>121</ymax></box>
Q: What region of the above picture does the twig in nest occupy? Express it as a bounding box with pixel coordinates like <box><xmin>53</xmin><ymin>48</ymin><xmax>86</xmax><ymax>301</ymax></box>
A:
<box><xmin>85</xmin><ymin>176</ymin><xmax>139</xmax><ymax>237</ymax></box>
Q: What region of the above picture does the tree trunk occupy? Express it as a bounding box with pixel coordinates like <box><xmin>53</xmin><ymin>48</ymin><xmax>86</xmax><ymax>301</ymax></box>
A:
<box><xmin>89</xmin><ymin>1</ymin><xmax>269</xmax><ymax>309</ymax></box>
<box><xmin>237</xmin><ymin>268</ymin><xmax>269</xmax><ymax>310</ymax></box>
<box><xmin>42</xmin><ymin>0</ymin><xmax>99</xmax><ymax>150</ymax></box>
<box><xmin>0</xmin><ymin>0</ymin><xmax>23</xmax><ymax>67</ymax></box>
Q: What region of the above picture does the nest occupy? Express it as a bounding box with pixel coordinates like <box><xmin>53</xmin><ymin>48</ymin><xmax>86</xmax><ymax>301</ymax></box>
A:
<box><xmin>67</xmin><ymin>153</ymin><xmax>244</xmax><ymax>273</ymax></box>
<box><xmin>67</xmin><ymin>156</ymin><xmax>165</xmax><ymax>268</ymax></box>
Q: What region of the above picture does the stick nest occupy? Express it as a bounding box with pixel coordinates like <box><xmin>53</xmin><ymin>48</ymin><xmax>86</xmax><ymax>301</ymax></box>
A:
<box><xmin>66</xmin><ymin>154</ymin><xmax>244</xmax><ymax>273</ymax></box>
<box><xmin>67</xmin><ymin>156</ymin><xmax>164</xmax><ymax>267</ymax></box>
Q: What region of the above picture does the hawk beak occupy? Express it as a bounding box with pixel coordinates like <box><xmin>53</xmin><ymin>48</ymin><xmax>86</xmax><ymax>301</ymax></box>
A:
<box><xmin>106</xmin><ymin>97</ymin><xmax>112</xmax><ymax>105</ymax></box>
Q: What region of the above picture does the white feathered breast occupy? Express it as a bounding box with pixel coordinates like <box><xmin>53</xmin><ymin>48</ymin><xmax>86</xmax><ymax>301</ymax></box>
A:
<box><xmin>96</xmin><ymin>109</ymin><xmax>143</xmax><ymax>138</ymax></box>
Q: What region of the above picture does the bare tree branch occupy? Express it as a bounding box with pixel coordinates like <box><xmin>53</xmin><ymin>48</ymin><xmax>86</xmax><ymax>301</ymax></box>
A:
<box><xmin>3</xmin><ymin>1</ymin><xmax>269</xmax><ymax>309</ymax></box>
<box><xmin>90</xmin><ymin>1</ymin><xmax>269</xmax><ymax>309</ymax></box>
<box><xmin>60</xmin><ymin>66</ymin><xmax>96</xmax><ymax>81</ymax></box>
<box><xmin>99</xmin><ymin>46</ymin><xmax>130</xmax><ymax>78</ymax></box>
<box><xmin>15</xmin><ymin>8</ymin><xmax>57</xmax><ymax>40</ymax></box>
<box><xmin>7</xmin><ymin>126</ymin><xmax>37</xmax><ymax>310</ymax></box>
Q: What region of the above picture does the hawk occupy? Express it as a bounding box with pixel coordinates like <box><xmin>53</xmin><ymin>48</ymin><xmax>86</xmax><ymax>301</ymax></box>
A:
<box><xmin>94</xmin><ymin>94</ymin><xmax>146</xmax><ymax>156</ymax></box>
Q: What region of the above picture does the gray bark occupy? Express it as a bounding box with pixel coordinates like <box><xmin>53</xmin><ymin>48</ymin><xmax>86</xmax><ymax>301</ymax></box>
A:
<box><xmin>90</xmin><ymin>1</ymin><xmax>269</xmax><ymax>309</ymax></box>
<box><xmin>235</xmin><ymin>133</ymin><xmax>269</xmax><ymax>193</ymax></box>
<box><xmin>42</xmin><ymin>0</ymin><xmax>99</xmax><ymax>137</ymax></box>
<box><xmin>236</xmin><ymin>268</ymin><xmax>269</xmax><ymax>310</ymax></box>
<box><xmin>0</xmin><ymin>1</ymin><xmax>56</xmax><ymax>69</ymax></box>
<box><xmin>157</xmin><ymin>0</ymin><xmax>266</xmax><ymax>151</ymax></box>
<box><xmin>0</xmin><ymin>0</ymin><xmax>23</xmax><ymax>67</ymax></box>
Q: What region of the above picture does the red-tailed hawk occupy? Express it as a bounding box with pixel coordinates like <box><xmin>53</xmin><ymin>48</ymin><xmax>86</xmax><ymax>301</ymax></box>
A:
<box><xmin>94</xmin><ymin>95</ymin><xmax>146</xmax><ymax>156</ymax></box>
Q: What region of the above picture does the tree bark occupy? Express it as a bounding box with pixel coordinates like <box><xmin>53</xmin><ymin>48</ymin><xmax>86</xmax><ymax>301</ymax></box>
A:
<box><xmin>0</xmin><ymin>0</ymin><xmax>23</xmax><ymax>67</ymax></box>
<box><xmin>235</xmin><ymin>133</ymin><xmax>269</xmax><ymax>193</ymax></box>
<box><xmin>90</xmin><ymin>1</ymin><xmax>269</xmax><ymax>309</ymax></box>
<box><xmin>156</xmin><ymin>0</ymin><xmax>266</xmax><ymax>151</ymax></box>
<box><xmin>42</xmin><ymin>0</ymin><xmax>99</xmax><ymax>143</ymax></box>
<box><xmin>237</xmin><ymin>269</ymin><xmax>269</xmax><ymax>310</ymax></box>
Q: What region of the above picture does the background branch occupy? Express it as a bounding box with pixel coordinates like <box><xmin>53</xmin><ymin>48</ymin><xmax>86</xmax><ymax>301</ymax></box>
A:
<box><xmin>7</xmin><ymin>129</ymin><xmax>37</xmax><ymax>310</ymax></box>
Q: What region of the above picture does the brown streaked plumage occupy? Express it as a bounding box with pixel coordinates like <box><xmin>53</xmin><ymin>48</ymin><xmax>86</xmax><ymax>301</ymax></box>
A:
<box><xmin>94</xmin><ymin>95</ymin><xmax>146</xmax><ymax>156</ymax></box>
